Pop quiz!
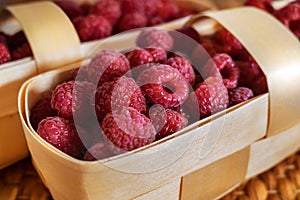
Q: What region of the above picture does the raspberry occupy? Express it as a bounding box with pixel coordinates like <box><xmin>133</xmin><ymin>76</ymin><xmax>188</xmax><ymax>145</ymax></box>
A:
<box><xmin>229</xmin><ymin>87</ymin><xmax>254</xmax><ymax>106</ymax></box>
<box><xmin>186</xmin><ymin>76</ymin><xmax>229</xmax><ymax>119</ymax></box>
<box><xmin>88</xmin><ymin>50</ymin><xmax>130</xmax><ymax>86</ymax></box>
<box><xmin>54</xmin><ymin>0</ymin><xmax>82</xmax><ymax>19</ymax></box>
<box><xmin>244</xmin><ymin>0</ymin><xmax>274</xmax><ymax>13</ymax></box>
<box><xmin>101</xmin><ymin>107</ymin><xmax>156</xmax><ymax>151</ymax></box>
<box><xmin>117</xmin><ymin>12</ymin><xmax>147</xmax><ymax>32</ymax></box>
<box><xmin>84</xmin><ymin>140</ymin><xmax>118</xmax><ymax>161</ymax></box>
<box><xmin>274</xmin><ymin>1</ymin><xmax>300</xmax><ymax>28</ymax></box>
<box><xmin>177</xmin><ymin>3</ymin><xmax>197</xmax><ymax>18</ymax></box>
<box><xmin>290</xmin><ymin>20</ymin><xmax>300</xmax><ymax>39</ymax></box>
<box><xmin>37</xmin><ymin>116</ymin><xmax>85</xmax><ymax>158</ymax></box>
<box><xmin>203</xmin><ymin>54</ymin><xmax>239</xmax><ymax>89</ymax></box>
<box><xmin>156</xmin><ymin>0</ymin><xmax>179</xmax><ymax>21</ymax></box>
<box><xmin>126</xmin><ymin>48</ymin><xmax>154</xmax><ymax>67</ymax></box>
<box><xmin>12</xmin><ymin>42</ymin><xmax>32</xmax><ymax>60</ymax></box>
<box><xmin>146</xmin><ymin>48</ymin><xmax>167</xmax><ymax>63</ymax></box>
<box><xmin>90</xmin><ymin>0</ymin><xmax>121</xmax><ymax>26</ymax></box>
<box><xmin>149</xmin><ymin>106</ymin><xmax>188</xmax><ymax>140</ymax></box>
<box><xmin>121</xmin><ymin>0</ymin><xmax>145</xmax><ymax>14</ymax></box>
<box><xmin>136</xmin><ymin>28</ymin><xmax>174</xmax><ymax>50</ymax></box>
<box><xmin>0</xmin><ymin>43</ymin><xmax>11</xmax><ymax>64</ymax></box>
<box><xmin>165</xmin><ymin>56</ymin><xmax>195</xmax><ymax>86</ymax></box>
<box><xmin>30</xmin><ymin>91</ymin><xmax>57</xmax><ymax>130</ymax></box>
<box><xmin>144</xmin><ymin>0</ymin><xmax>162</xmax><ymax>19</ymax></box>
<box><xmin>74</xmin><ymin>14</ymin><xmax>112</xmax><ymax>42</ymax></box>
<box><xmin>51</xmin><ymin>80</ymin><xmax>94</xmax><ymax>120</ymax></box>
<box><xmin>137</xmin><ymin>64</ymin><xmax>189</xmax><ymax>108</ymax></box>
<box><xmin>217</xmin><ymin>28</ymin><xmax>244</xmax><ymax>55</ymax></box>
<box><xmin>95</xmin><ymin>76</ymin><xmax>146</xmax><ymax>121</ymax></box>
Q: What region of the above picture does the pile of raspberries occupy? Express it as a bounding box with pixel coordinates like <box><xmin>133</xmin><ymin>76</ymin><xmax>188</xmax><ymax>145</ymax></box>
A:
<box><xmin>30</xmin><ymin>25</ymin><xmax>269</xmax><ymax>161</ymax></box>
<box><xmin>0</xmin><ymin>0</ymin><xmax>196</xmax><ymax>65</ymax></box>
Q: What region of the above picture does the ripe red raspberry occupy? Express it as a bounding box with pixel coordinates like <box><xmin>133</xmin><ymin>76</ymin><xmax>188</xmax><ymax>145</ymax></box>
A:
<box><xmin>144</xmin><ymin>0</ymin><xmax>162</xmax><ymax>19</ymax></box>
<box><xmin>165</xmin><ymin>56</ymin><xmax>195</xmax><ymax>86</ymax></box>
<box><xmin>95</xmin><ymin>76</ymin><xmax>146</xmax><ymax>121</ymax></box>
<box><xmin>30</xmin><ymin>91</ymin><xmax>57</xmax><ymax>130</ymax></box>
<box><xmin>146</xmin><ymin>48</ymin><xmax>167</xmax><ymax>63</ymax></box>
<box><xmin>121</xmin><ymin>0</ymin><xmax>146</xmax><ymax>14</ymax></box>
<box><xmin>202</xmin><ymin>54</ymin><xmax>240</xmax><ymax>89</ymax></box>
<box><xmin>0</xmin><ymin>43</ymin><xmax>11</xmax><ymax>64</ymax></box>
<box><xmin>84</xmin><ymin>140</ymin><xmax>118</xmax><ymax>161</ymax></box>
<box><xmin>117</xmin><ymin>12</ymin><xmax>147</xmax><ymax>32</ymax></box>
<box><xmin>229</xmin><ymin>87</ymin><xmax>254</xmax><ymax>106</ymax></box>
<box><xmin>156</xmin><ymin>0</ymin><xmax>179</xmax><ymax>21</ymax></box>
<box><xmin>54</xmin><ymin>0</ymin><xmax>82</xmax><ymax>19</ymax></box>
<box><xmin>217</xmin><ymin>28</ymin><xmax>244</xmax><ymax>55</ymax></box>
<box><xmin>244</xmin><ymin>0</ymin><xmax>274</xmax><ymax>13</ymax></box>
<box><xmin>88</xmin><ymin>50</ymin><xmax>130</xmax><ymax>86</ymax></box>
<box><xmin>37</xmin><ymin>116</ymin><xmax>85</xmax><ymax>158</ymax></box>
<box><xmin>137</xmin><ymin>64</ymin><xmax>189</xmax><ymax>108</ymax></box>
<box><xmin>51</xmin><ymin>80</ymin><xmax>94</xmax><ymax>119</ymax></box>
<box><xmin>149</xmin><ymin>106</ymin><xmax>188</xmax><ymax>140</ymax></box>
<box><xmin>177</xmin><ymin>3</ymin><xmax>197</xmax><ymax>18</ymax></box>
<box><xmin>90</xmin><ymin>0</ymin><xmax>121</xmax><ymax>26</ymax></box>
<box><xmin>126</xmin><ymin>48</ymin><xmax>154</xmax><ymax>67</ymax></box>
<box><xmin>186</xmin><ymin>76</ymin><xmax>229</xmax><ymax>119</ymax></box>
<box><xmin>274</xmin><ymin>1</ymin><xmax>300</xmax><ymax>28</ymax></box>
<box><xmin>101</xmin><ymin>107</ymin><xmax>156</xmax><ymax>151</ymax></box>
<box><xmin>137</xmin><ymin>28</ymin><xmax>174</xmax><ymax>51</ymax></box>
<box><xmin>74</xmin><ymin>14</ymin><xmax>112</xmax><ymax>42</ymax></box>
<box><xmin>236</xmin><ymin>60</ymin><xmax>263</xmax><ymax>88</ymax></box>
<box><xmin>12</xmin><ymin>42</ymin><xmax>32</xmax><ymax>60</ymax></box>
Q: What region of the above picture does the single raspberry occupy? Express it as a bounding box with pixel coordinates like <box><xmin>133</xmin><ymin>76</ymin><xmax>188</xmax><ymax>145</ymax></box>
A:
<box><xmin>244</xmin><ymin>0</ymin><xmax>274</xmax><ymax>13</ymax></box>
<box><xmin>202</xmin><ymin>54</ymin><xmax>240</xmax><ymax>89</ymax></box>
<box><xmin>0</xmin><ymin>43</ymin><xmax>11</xmax><ymax>64</ymax></box>
<box><xmin>117</xmin><ymin>12</ymin><xmax>147</xmax><ymax>32</ymax></box>
<box><xmin>217</xmin><ymin>28</ymin><xmax>244</xmax><ymax>55</ymax></box>
<box><xmin>90</xmin><ymin>0</ymin><xmax>121</xmax><ymax>26</ymax></box>
<box><xmin>251</xmin><ymin>75</ymin><xmax>268</xmax><ymax>95</ymax></box>
<box><xmin>137</xmin><ymin>64</ymin><xmax>189</xmax><ymax>108</ymax></box>
<box><xmin>101</xmin><ymin>107</ymin><xmax>156</xmax><ymax>151</ymax></box>
<box><xmin>12</xmin><ymin>42</ymin><xmax>32</xmax><ymax>60</ymax></box>
<box><xmin>95</xmin><ymin>76</ymin><xmax>146</xmax><ymax>121</ymax></box>
<box><xmin>54</xmin><ymin>0</ymin><xmax>82</xmax><ymax>19</ymax></box>
<box><xmin>149</xmin><ymin>106</ymin><xmax>188</xmax><ymax>140</ymax></box>
<box><xmin>74</xmin><ymin>14</ymin><xmax>112</xmax><ymax>42</ymax></box>
<box><xmin>274</xmin><ymin>1</ymin><xmax>300</xmax><ymax>28</ymax></box>
<box><xmin>186</xmin><ymin>76</ymin><xmax>229</xmax><ymax>119</ymax></box>
<box><xmin>137</xmin><ymin>28</ymin><xmax>174</xmax><ymax>51</ymax></box>
<box><xmin>51</xmin><ymin>80</ymin><xmax>94</xmax><ymax>120</ymax></box>
<box><xmin>30</xmin><ymin>91</ymin><xmax>57</xmax><ymax>130</ymax></box>
<box><xmin>229</xmin><ymin>87</ymin><xmax>254</xmax><ymax>106</ymax></box>
<box><xmin>84</xmin><ymin>140</ymin><xmax>118</xmax><ymax>161</ymax></box>
<box><xmin>165</xmin><ymin>56</ymin><xmax>195</xmax><ymax>86</ymax></box>
<box><xmin>121</xmin><ymin>0</ymin><xmax>146</xmax><ymax>14</ymax></box>
<box><xmin>37</xmin><ymin>116</ymin><xmax>85</xmax><ymax>158</ymax></box>
<box><xmin>87</xmin><ymin>50</ymin><xmax>130</xmax><ymax>86</ymax></box>
<box><xmin>156</xmin><ymin>0</ymin><xmax>179</xmax><ymax>21</ymax></box>
<box><xmin>144</xmin><ymin>0</ymin><xmax>162</xmax><ymax>19</ymax></box>
<box><xmin>126</xmin><ymin>48</ymin><xmax>154</xmax><ymax>67</ymax></box>
<box><xmin>146</xmin><ymin>48</ymin><xmax>167</xmax><ymax>63</ymax></box>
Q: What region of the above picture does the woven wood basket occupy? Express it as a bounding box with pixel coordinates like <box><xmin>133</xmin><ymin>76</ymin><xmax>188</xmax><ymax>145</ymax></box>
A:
<box><xmin>0</xmin><ymin>0</ymin><xmax>213</xmax><ymax>169</ymax></box>
<box><xmin>16</xmin><ymin>4</ymin><xmax>300</xmax><ymax>199</ymax></box>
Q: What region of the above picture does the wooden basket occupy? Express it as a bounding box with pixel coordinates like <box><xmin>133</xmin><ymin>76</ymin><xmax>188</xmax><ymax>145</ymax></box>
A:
<box><xmin>0</xmin><ymin>0</ymin><xmax>214</xmax><ymax>169</ymax></box>
<box><xmin>17</xmin><ymin>6</ymin><xmax>300</xmax><ymax>199</ymax></box>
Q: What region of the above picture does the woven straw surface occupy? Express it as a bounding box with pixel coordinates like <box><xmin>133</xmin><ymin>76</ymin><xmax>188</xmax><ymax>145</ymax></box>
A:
<box><xmin>1</xmin><ymin>150</ymin><xmax>299</xmax><ymax>200</ymax></box>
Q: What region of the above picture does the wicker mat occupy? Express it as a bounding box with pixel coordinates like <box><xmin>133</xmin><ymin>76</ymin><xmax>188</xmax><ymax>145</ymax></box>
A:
<box><xmin>0</xmin><ymin>150</ymin><xmax>299</xmax><ymax>200</ymax></box>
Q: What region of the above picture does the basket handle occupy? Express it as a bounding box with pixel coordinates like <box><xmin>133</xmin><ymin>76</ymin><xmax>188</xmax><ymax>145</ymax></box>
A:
<box><xmin>185</xmin><ymin>7</ymin><xmax>300</xmax><ymax>137</ymax></box>
<box><xmin>6</xmin><ymin>1</ymin><xmax>82</xmax><ymax>73</ymax></box>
